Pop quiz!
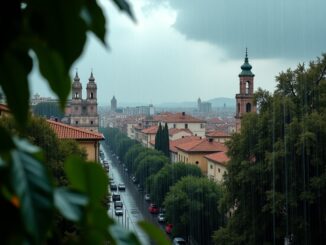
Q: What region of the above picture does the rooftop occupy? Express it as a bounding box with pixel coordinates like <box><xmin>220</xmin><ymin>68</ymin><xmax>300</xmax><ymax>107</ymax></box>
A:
<box><xmin>206</xmin><ymin>130</ymin><xmax>231</xmax><ymax>138</ymax></box>
<box><xmin>205</xmin><ymin>152</ymin><xmax>230</xmax><ymax>166</ymax></box>
<box><xmin>176</xmin><ymin>138</ymin><xmax>227</xmax><ymax>153</ymax></box>
<box><xmin>47</xmin><ymin>120</ymin><xmax>104</xmax><ymax>140</ymax></box>
<box><xmin>169</xmin><ymin>136</ymin><xmax>202</xmax><ymax>153</ymax></box>
<box><xmin>154</xmin><ymin>112</ymin><xmax>206</xmax><ymax>123</ymax></box>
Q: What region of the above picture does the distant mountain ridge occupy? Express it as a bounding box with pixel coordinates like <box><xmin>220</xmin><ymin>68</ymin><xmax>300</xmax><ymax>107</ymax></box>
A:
<box><xmin>155</xmin><ymin>97</ymin><xmax>235</xmax><ymax>108</ymax></box>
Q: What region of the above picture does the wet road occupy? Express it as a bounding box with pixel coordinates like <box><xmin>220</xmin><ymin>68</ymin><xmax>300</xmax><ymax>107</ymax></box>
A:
<box><xmin>101</xmin><ymin>143</ymin><xmax>153</xmax><ymax>245</ymax></box>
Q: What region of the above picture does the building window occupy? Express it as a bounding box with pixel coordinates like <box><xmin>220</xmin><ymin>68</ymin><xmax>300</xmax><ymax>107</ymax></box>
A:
<box><xmin>246</xmin><ymin>103</ymin><xmax>251</xmax><ymax>112</ymax></box>
<box><xmin>218</xmin><ymin>168</ymin><xmax>220</xmax><ymax>173</ymax></box>
<box><xmin>200</xmin><ymin>123</ymin><xmax>204</xmax><ymax>128</ymax></box>
<box><xmin>210</xmin><ymin>164</ymin><xmax>213</xmax><ymax>169</ymax></box>
<box><xmin>173</xmin><ymin>124</ymin><xmax>176</xmax><ymax>128</ymax></box>
<box><xmin>246</xmin><ymin>81</ymin><xmax>250</xmax><ymax>94</ymax></box>
<box><xmin>185</xmin><ymin>123</ymin><xmax>188</xmax><ymax>129</ymax></box>
<box><xmin>75</xmin><ymin>121</ymin><xmax>78</xmax><ymax>125</ymax></box>
<box><xmin>195</xmin><ymin>161</ymin><xmax>199</xmax><ymax>165</ymax></box>
<box><xmin>75</xmin><ymin>106</ymin><xmax>78</xmax><ymax>111</ymax></box>
<box><xmin>91</xmin><ymin>121</ymin><xmax>93</xmax><ymax>125</ymax></box>
<box><xmin>90</xmin><ymin>92</ymin><xmax>94</xmax><ymax>99</ymax></box>
<box><xmin>74</xmin><ymin>92</ymin><xmax>79</xmax><ymax>99</ymax></box>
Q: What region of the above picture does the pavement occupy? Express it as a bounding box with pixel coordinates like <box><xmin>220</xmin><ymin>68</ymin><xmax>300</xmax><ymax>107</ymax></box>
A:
<box><xmin>101</xmin><ymin>143</ymin><xmax>168</xmax><ymax>245</ymax></box>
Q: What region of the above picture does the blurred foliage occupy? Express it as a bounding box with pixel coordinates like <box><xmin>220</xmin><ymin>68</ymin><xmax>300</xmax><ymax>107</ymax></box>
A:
<box><xmin>0</xmin><ymin>0</ymin><xmax>166</xmax><ymax>244</ymax></box>
<box><xmin>214</xmin><ymin>54</ymin><xmax>326</xmax><ymax>244</ymax></box>
<box><xmin>164</xmin><ymin>176</ymin><xmax>224</xmax><ymax>245</ymax></box>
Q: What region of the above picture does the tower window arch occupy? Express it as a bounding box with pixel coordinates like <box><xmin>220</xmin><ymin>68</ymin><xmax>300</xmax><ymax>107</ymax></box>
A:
<box><xmin>246</xmin><ymin>103</ymin><xmax>251</xmax><ymax>112</ymax></box>
<box><xmin>246</xmin><ymin>81</ymin><xmax>250</xmax><ymax>94</ymax></box>
<box><xmin>90</xmin><ymin>92</ymin><xmax>94</xmax><ymax>99</ymax></box>
<box><xmin>75</xmin><ymin>92</ymin><xmax>79</xmax><ymax>99</ymax></box>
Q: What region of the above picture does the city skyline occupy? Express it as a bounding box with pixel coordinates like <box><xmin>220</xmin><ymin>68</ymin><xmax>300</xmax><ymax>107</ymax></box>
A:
<box><xmin>29</xmin><ymin>0</ymin><xmax>325</xmax><ymax>105</ymax></box>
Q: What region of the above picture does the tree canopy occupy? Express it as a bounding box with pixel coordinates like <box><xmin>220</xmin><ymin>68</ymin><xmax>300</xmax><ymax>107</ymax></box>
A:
<box><xmin>214</xmin><ymin>54</ymin><xmax>326</xmax><ymax>245</ymax></box>
<box><xmin>164</xmin><ymin>176</ymin><xmax>223</xmax><ymax>245</ymax></box>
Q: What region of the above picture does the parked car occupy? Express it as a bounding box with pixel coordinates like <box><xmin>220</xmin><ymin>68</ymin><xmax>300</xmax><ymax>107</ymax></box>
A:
<box><xmin>144</xmin><ymin>193</ymin><xmax>151</xmax><ymax>201</ymax></box>
<box><xmin>115</xmin><ymin>206</ymin><xmax>123</xmax><ymax>216</ymax></box>
<box><xmin>110</xmin><ymin>184</ymin><xmax>117</xmax><ymax>191</ymax></box>
<box><xmin>112</xmin><ymin>193</ymin><xmax>120</xmax><ymax>202</ymax></box>
<box><xmin>114</xmin><ymin>201</ymin><xmax>123</xmax><ymax>209</ymax></box>
<box><xmin>172</xmin><ymin>237</ymin><xmax>186</xmax><ymax>245</ymax></box>
<box><xmin>118</xmin><ymin>183</ymin><xmax>126</xmax><ymax>191</ymax></box>
<box><xmin>148</xmin><ymin>203</ymin><xmax>159</xmax><ymax>214</ymax></box>
<box><xmin>165</xmin><ymin>223</ymin><xmax>173</xmax><ymax>234</ymax></box>
<box><xmin>157</xmin><ymin>213</ymin><xmax>166</xmax><ymax>223</ymax></box>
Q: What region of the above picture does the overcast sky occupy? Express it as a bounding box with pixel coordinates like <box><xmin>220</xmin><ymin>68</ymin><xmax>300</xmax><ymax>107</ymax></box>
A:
<box><xmin>30</xmin><ymin>0</ymin><xmax>326</xmax><ymax>106</ymax></box>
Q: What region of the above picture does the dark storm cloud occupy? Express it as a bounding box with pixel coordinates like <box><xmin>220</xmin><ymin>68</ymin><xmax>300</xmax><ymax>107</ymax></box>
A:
<box><xmin>159</xmin><ymin>0</ymin><xmax>326</xmax><ymax>59</ymax></box>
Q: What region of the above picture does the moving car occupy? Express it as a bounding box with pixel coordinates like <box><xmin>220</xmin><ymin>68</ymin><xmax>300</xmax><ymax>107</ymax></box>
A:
<box><xmin>110</xmin><ymin>184</ymin><xmax>117</xmax><ymax>191</ymax></box>
<box><xmin>114</xmin><ymin>201</ymin><xmax>123</xmax><ymax>209</ymax></box>
<box><xmin>165</xmin><ymin>223</ymin><xmax>173</xmax><ymax>234</ymax></box>
<box><xmin>172</xmin><ymin>237</ymin><xmax>186</xmax><ymax>245</ymax></box>
<box><xmin>112</xmin><ymin>193</ymin><xmax>120</xmax><ymax>202</ymax></box>
<box><xmin>115</xmin><ymin>206</ymin><xmax>123</xmax><ymax>216</ymax></box>
<box><xmin>118</xmin><ymin>183</ymin><xmax>126</xmax><ymax>191</ymax></box>
<box><xmin>157</xmin><ymin>213</ymin><xmax>166</xmax><ymax>223</ymax></box>
<box><xmin>148</xmin><ymin>203</ymin><xmax>159</xmax><ymax>214</ymax></box>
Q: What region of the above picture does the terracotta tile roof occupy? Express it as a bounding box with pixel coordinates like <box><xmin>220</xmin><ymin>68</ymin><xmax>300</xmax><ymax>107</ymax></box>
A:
<box><xmin>206</xmin><ymin>130</ymin><xmax>231</xmax><ymax>138</ymax></box>
<box><xmin>207</xmin><ymin>117</ymin><xmax>224</xmax><ymax>124</ymax></box>
<box><xmin>141</xmin><ymin>125</ymin><xmax>158</xmax><ymax>134</ymax></box>
<box><xmin>47</xmin><ymin>120</ymin><xmax>104</xmax><ymax>140</ymax></box>
<box><xmin>154</xmin><ymin>112</ymin><xmax>206</xmax><ymax>123</ymax></box>
<box><xmin>205</xmin><ymin>152</ymin><xmax>230</xmax><ymax>166</ymax></box>
<box><xmin>0</xmin><ymin>103</ymin><xmax>10</xmax><ymax>112</ymax></box>
<box><xmin>176</xmin><ymin>138</ymin><xmax>227</xmax><ymax>153</ymax></box>
<box><xmin>168</xmin><ymin>128</ymin><xmax>193</xmax><ymax>136</ymax></box>
<box><xmin>169</xmin><ymin>136</ymin><xmax>202</xmax><ymax>153</ymax></box>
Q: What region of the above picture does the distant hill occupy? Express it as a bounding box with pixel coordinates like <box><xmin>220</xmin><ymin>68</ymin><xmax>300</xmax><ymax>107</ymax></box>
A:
<box><xmin>157</xmin><ymin>97</ymin><xmax>235</xmax><ymax>108</ymax></box>
<box><xmin>208</xmin><ymin>97</ymin><xmax>235</xmax><ymax>108</ymax></box>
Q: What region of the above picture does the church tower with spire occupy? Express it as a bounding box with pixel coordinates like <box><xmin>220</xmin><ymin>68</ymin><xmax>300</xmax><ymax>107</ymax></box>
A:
<box><xmin>235</xmin><ymin>49</ymin><xmax>256</xmax><ymax>132</ymax></box>
<box><xmin>68</xmin><ymin>71</ymin><xmax>99</xmax><ymax>132</ymax></box>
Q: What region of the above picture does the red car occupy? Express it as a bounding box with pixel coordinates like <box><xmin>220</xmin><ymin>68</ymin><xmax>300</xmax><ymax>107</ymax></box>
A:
<box><xmin>148</xmin><ymin>203</ymin><xmax>159</xmax><ymax>214</ymax></box>
<box><xmin>165</xmin><ymin>223</ymin><xmax>173</xmax><ymax>234</ymax></box>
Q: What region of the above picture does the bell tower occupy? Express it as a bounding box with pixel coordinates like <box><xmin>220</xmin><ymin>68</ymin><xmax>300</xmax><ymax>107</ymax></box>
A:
<box><xmin>71</xmin><ymin>72</ymin><xmax>82</xmax><ymax>117</ymax></box>
<box><xmin>235</xmin><ymin>49</ymin><xmax>256</xmax><ymax>132</ymax></box>
<box><xmin>86</xmin><ymin>72</ymin><xmax>98</xmax><ymax>131</ymax></box>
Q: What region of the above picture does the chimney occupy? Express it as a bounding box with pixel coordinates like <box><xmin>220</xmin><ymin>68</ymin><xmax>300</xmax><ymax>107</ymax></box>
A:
<box><xmin>182</xmin><ymin>112</ymin><xmax>185</xmax><ymax>116</ymax></box>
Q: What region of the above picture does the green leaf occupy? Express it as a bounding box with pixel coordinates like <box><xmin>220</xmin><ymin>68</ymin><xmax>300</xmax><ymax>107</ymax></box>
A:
<box><xmin>0</xmin><ymin>49</ymin><xmax>32</xmax><ymax>128</ymax></box>
<box><xmin>54</xmin><ymin>187</ymin><xmax>88</xmax><ymax>222</ymax></box>
<box><xmin>0</xmin><ymin>127</ymin><xmax>15</xmax><ymax>153</ymax></box>
<box><xmin>109</xmin><ymin>224</ymin><xmax>142</xmax><ymax>245</ymax></box>
<box><xmin>32</xmin><ymin>44</ymin><xmax>71</xmax><ymax>109</ymax></box>
<box><xmin>82</xmin><ymin>2</ymin><xmax>107</xmax><ymax>46</ymax></box>
<box><xmin>137</xmin><ymin>221</ymin><xmax>170</xmax><ymax>245</ymax></box>
<box><xmin>64</xmin><ymin>156</ymin><xmax>108</xmax><ymax>203</ymax></box>
<box><xmin>84</xmin><ymin>206</ymin><xmax>112</xmax><ymax>244</ymax></box>
<box><xmin>112</xmin><ymin>0</ymin><xmax>136</xmax><ymax>21</ymax></box>
<box><xmin>9</xmin><ymin>138</ymin><xmax>53</xmax><ymax>243</ymax></box>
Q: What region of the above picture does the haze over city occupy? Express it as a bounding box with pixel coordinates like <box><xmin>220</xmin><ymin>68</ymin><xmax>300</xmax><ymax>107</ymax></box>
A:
<box><xmin>30</xmin><ymin>0</ymin><xmax>326</xmax><ymax>105</ymax></box>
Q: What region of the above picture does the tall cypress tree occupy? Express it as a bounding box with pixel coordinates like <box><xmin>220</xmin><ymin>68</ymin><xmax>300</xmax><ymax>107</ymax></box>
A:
<box><xmin>163</xmin><ymin>123</ymin><xmax>170</xmax><ymax>157</ymax></box>
<box><xmin>155</xmin><ymin>123</ymin><xmax>162</xmax><ymax>151</ymax></box>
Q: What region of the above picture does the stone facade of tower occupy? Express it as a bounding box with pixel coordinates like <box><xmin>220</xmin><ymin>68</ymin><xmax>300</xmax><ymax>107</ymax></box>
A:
<box><xmin>235</xmin><ymin>50</ymin><xmax>256</xmax><ymax>132</ymax></box>
<box><xmin>69</xmin><ymin>72</ymin><xmax>99</xmax><ymax>132</ymax></box>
